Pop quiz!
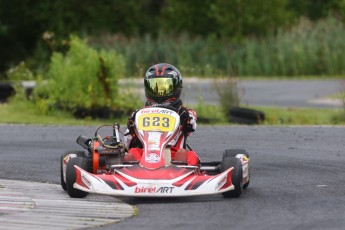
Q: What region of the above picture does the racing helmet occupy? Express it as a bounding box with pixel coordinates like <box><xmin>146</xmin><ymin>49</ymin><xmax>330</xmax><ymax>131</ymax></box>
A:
<box><xmin>144</xmin><ymin>63</ymin><xmax>183</xmax><ymax>104</ymax></box>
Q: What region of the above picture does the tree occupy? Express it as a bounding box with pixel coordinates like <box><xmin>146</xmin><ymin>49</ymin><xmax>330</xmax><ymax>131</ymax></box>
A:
<box><xmin>160</xmin><ymin>0</ymin><xmax>218</xmax><ymax>37</ymax></box>
<box><xmin>210</xmin><ymin>0</ymin><xmax>293</xmax><ymax>40</ymax></box>
<box><xmin>287</xmin><ymin>0</ymin><xmax>345</xmax><ymax>20</ymax></box>
<box><xmin>0</xmin><ymin>0</ymin><xmax>166</xmax><ymax>74</ymax></box>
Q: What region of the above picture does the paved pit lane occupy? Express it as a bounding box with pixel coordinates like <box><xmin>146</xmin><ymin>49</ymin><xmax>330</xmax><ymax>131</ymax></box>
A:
<box><xmin>0</xmin><ymin>179</ymin><xmax>134</xmax><ymax>230</ymax></box>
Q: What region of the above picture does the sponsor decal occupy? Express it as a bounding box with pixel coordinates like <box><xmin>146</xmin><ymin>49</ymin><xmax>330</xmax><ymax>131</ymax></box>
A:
<box><xmin>147</xmin><ymin>145</ymin><xmax>160</xmax><ymax>151</ymax></box>
<box><xmin>139</xmin><ymin>108</ymin><xmax>174</xmax><ymax>116</ymax></box>
<box><xmin>140</xmin><ymin>108</ymin><xmax>160</xmax><ymax>114</ymax></box>
<box><xmin>134</xmin><ymin>186</ymin><xmax>174</xmax><ymax>194</ymax></box>
<box><xmin>159</xmin><ymin>109</ymin><xmax>174</xmax><ymax>115</ymax></box>
<box><xmin>146</xmin><ymin>153</ymin><xmax>160</xmax><ymax>163</ymax></box>
<box><xmin>147</xmin><ymin>132</ymin><xmax>162</xmax><ymax>150</ymax></box>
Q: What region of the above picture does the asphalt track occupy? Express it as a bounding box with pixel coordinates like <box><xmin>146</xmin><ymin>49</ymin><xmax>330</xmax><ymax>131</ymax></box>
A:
<box><xmin>121</xmin><ymin>78</ymin><xmax>342</xmax><ymax>108</ymax></box>
<box><xmin>1</xmin><ymin>124</ymin><xmax>345</xmax><ymax>230</ymax></box>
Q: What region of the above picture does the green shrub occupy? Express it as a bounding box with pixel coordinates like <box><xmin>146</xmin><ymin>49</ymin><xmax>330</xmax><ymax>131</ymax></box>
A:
<box><xmin>6</xmin><ymin>62</ymin><xmax>35</xmax><ymax>81</ymax></box>
<box><xmin>192</xmin><ymin>99</ymin><xmax>227</xmax><ymax>124</ymax></box>
<box><xmin>34</xmin><ymin>35</ymin><xmax>140</xmax><ymax>117</ymax></box>
<box><xmin>214</xmin><ymin>77</ymin><xmax>241</xmax><ymax>117</ymax></box>
<box><xmin>5</xmin><ymin>62</ymin><xmax>35</xmax><ymax>101</ymax></box>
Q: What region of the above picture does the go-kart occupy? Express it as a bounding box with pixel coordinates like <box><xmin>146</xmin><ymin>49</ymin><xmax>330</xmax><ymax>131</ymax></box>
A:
<box><xmin>60</xmin><ymin>106</ymin><xmax>250</xmax><ymax>198</ymax></box>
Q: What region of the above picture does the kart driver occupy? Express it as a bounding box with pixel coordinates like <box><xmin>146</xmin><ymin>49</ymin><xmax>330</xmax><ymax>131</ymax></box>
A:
<box><xmin>124</xmin><ymin>63</ymin><xmax>199</xmax><ymax>166</ymax></box>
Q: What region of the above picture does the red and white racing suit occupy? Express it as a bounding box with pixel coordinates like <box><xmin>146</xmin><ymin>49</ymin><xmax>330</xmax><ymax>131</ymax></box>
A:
<box><xmin>124</xmin><ymin>103</ymin><xmax>199</xmax><ymax>166</ymax></box>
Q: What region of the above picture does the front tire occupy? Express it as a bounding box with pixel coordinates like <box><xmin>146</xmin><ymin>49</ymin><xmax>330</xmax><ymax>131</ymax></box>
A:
<box><xmin>60</xmin><ymin>151</ymin><xmax>86</xmax><ymax>191</ymax></box>
<box><xmin>221</xmin><ymin>156</ymin><xmax>243</xmax><ymax>198</ymax></box>
<box><xmin>222</xmin><ymin>149</ymin><xmax>250</xmax><ymax>190</ymax></box>
<box><xmin>66</xmin><ymin>156</ymin><xmax>89</xmax><ymax>198</ymax></box>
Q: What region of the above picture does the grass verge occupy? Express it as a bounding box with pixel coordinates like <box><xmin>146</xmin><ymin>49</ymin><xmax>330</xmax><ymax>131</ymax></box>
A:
<box><xmin>0</xmin><ymin>101</ymin><xmax>128</xmax><ymax>126</ymax></box>
<box><xmin>1</xmin><ymin>101</ymin><xmax>344</xmax><ymax>126</ymax></box>
<box><xmin>256</xmin><ymin>106</ymin><xmax>345</xmax><ymax>125</ymax></box>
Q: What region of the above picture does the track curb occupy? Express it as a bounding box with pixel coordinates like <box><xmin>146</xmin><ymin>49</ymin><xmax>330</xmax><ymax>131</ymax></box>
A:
<box><xmin>0</xmin><ymin>179</ymin><xmax>134</xmax><ymax>230</ymax></box>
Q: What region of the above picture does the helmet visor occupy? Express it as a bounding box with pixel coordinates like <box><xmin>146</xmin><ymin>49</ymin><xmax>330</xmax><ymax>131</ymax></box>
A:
<box><xmin>145</xmin><ymin>78</ymin><xmax>174</xmax><ymax>97</ymax></box>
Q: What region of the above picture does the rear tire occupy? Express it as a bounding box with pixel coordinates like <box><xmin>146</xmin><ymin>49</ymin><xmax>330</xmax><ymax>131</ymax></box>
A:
<box><xmin>66</xmin><ymin>156</ymin><xmax>89</xmax><ymax>198</ymax></box>
<box><xmin>60</xmin><ymin>151</ymin><xmax>86</xmax><ymax>191</ymax></box>
<box><xmin>220</xmin><ymin>156</ymin><xmax>243</xmax><ymax>198</ymax></box>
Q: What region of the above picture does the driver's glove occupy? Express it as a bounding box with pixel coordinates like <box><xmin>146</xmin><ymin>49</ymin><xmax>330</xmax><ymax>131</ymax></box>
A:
<box><xmin>188</xmin><ymin>112</ymin><xmax>197</xmax><ymax>132</ymax></box>
<box><xmin>127</xmin><ymin>109</ymin><xmax>138</xmax><ymax>134</ymax></box>
<box><xmin>179</xmin><ymin>107</ymin><xmax>197</xmax><ymax>133</ymax></box>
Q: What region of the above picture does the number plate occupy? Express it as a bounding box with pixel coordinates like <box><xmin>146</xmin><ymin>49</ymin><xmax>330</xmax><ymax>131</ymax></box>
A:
<box><xmin>137</xmin><ymin>113</ymin><xmax>176</xmax><ymax>132</ymax></box>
